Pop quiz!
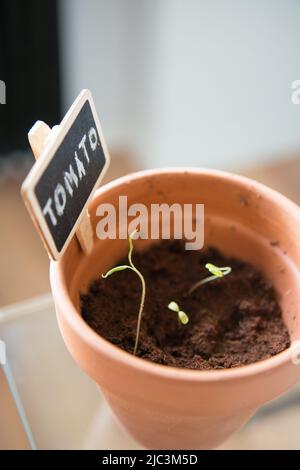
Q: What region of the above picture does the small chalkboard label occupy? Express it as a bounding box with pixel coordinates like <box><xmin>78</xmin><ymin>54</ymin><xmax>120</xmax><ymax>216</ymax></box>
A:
<box><xmin>21</xmin><ymin>90</ymin><xmax>110</xmax><ymax>259</ymax></box>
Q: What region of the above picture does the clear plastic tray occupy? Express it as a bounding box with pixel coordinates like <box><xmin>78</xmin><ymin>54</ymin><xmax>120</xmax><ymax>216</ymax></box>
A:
<box><xmin>0</xmin><ymin>295</ymin><xmax>300</xmax><ymax>450</ymax></box>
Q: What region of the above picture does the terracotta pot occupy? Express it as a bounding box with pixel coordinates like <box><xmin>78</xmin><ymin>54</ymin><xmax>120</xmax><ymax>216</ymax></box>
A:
<box><xmin>50</xmin><ymin>168</ymin><xmax>300</xmax><ymax>449</ymax></box>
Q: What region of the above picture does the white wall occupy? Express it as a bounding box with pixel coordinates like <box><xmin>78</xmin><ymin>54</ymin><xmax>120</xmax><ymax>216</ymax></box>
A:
<box><xmin>59</xmin><ymin>0</ymin><xmax>300</xmax><ymax>170</ymax></box>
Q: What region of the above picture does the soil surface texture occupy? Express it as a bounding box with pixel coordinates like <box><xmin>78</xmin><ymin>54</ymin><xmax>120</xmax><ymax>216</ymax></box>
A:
<box><xmin>81</xmin><ymin>240</ymin><xmax>290</xmax><ymax>369</ymax></box>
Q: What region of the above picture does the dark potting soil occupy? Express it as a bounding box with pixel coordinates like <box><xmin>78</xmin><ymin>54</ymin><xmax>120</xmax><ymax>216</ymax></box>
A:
<box><xmin>81</xmin><ymin>240</ymin><xmax>290</xmax><ymax>369</ymax></box>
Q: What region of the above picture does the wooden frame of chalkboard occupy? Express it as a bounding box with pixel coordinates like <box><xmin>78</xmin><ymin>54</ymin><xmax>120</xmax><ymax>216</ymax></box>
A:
<box><xmin>21</xmin><ymin>90</ymin><xmax>110</xmax><ymax>260</ymax></box>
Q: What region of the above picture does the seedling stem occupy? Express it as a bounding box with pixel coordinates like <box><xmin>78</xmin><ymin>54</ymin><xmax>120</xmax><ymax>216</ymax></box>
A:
<box><xmin>102</xmin><ymin>230</ymin><xmax>145</xmax><ymax>355</ymax></box>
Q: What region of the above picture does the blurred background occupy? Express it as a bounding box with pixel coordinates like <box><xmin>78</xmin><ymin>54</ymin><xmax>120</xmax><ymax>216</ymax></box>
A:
<box><xmin>1</xmin><ymin>0</ymin><xmax>300</xmax><ymax>450</ymax></box>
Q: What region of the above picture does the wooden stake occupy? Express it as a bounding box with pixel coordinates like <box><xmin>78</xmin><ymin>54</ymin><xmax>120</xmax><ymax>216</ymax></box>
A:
<box><xmin>28</xmin><ymin>121</ymin><xmax>94</xmax><ymax>255</ymax></box>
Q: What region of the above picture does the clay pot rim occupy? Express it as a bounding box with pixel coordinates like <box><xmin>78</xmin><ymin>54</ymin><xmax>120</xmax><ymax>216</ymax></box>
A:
<box><xmin>51</xmin><ymin>167</ymin><xmax>300</xmax><ymax>382</ymax></box>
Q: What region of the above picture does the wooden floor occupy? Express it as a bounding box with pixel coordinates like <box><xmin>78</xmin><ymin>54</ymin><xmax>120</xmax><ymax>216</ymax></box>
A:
<box><xmin>0</xmin><ymin>153</ymin><xmax>300</xmax><ymax>307</ymax></box>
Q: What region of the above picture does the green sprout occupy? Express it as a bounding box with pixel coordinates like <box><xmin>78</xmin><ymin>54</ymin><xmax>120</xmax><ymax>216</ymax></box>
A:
<box><xmin>168</xmin><ymin>301</ymin><xmax>189</xmax><ymax>325</ymax></box>
<box><xmin>189</xmin><ymin>263</ymin><xmax>232</xmax><ymax>295</ymax></box>
<box><xmin>102</xmin><ymin>230</ymin><xmax>145</xmax><ymax>356</ymax></box>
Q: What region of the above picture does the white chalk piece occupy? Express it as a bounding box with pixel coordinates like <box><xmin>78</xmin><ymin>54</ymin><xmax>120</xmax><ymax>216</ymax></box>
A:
<box><xmin>21</xmin><ymin>89</ymin><xmax>110</xmax><ymax>260</ymax></box>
